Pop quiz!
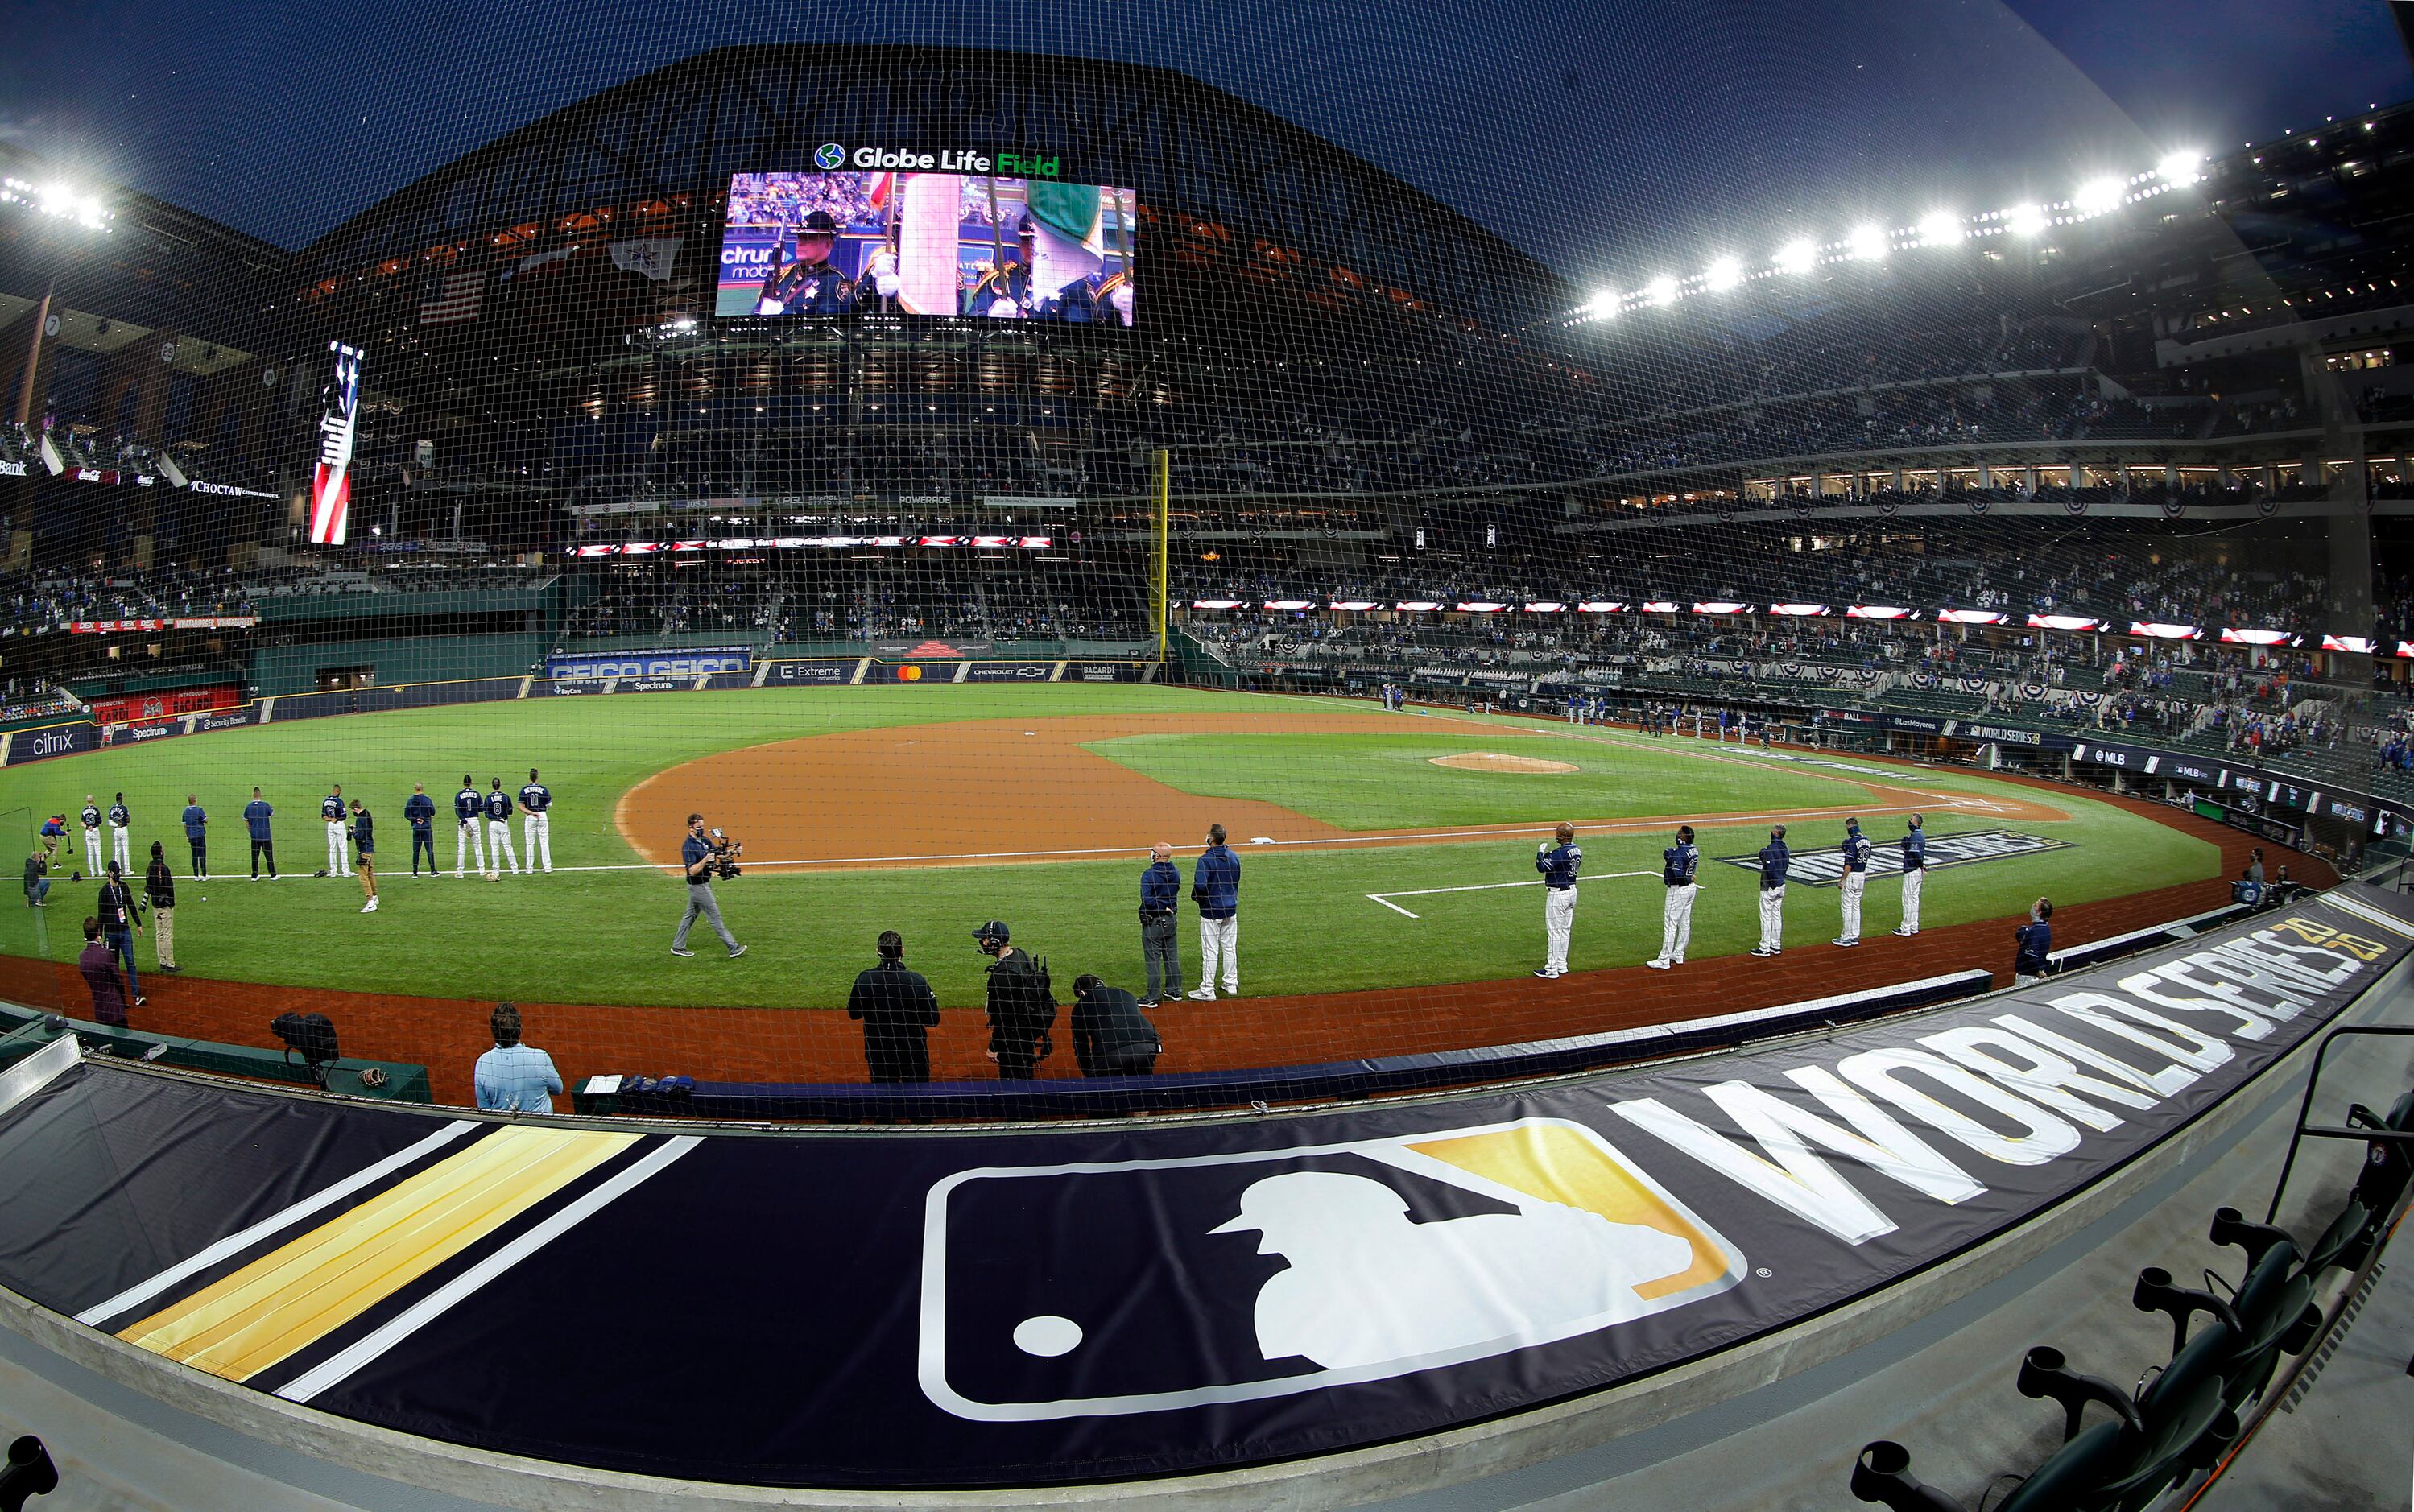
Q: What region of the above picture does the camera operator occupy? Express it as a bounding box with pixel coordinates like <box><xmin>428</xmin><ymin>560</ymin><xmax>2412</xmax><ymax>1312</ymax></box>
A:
<box><xmin>671</xmin><ymin>813</ymin><xmax>748</xmax><ymax>960</ymax></box>
<box><xmin>974</xmin><ymin>919</ymin><xmax>1053</xmax><ymax>1080</ymax></box>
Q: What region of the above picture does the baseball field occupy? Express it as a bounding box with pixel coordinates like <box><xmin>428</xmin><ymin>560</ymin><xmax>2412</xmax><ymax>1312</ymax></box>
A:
<box><xmin>0</xmin><ymin>683</ymin><xmax>2218</xmax><ymax>1029</ymax></box>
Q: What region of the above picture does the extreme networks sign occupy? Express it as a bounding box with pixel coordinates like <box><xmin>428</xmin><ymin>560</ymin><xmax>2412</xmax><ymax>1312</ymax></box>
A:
<box><xmin>545</xmin><ymin>647</ymin><xmax>751</xmax><ymax>680</ymax></box>
<box><xmin>0</xmin><ymin>890</ymin><xmax>2403</xmax><ymax>1487</ymax></box>
<box><xmin>1717</xmin><ymin>828</ymin><xmax>2072</xmax><ymax>886</ymax></box>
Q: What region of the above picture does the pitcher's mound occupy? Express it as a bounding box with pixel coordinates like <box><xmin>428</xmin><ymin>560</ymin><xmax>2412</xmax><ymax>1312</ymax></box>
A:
<box><xmin>1428</xmin><ymin>752</ymin><xmax>1579</xmax><ymax>774</ymax></box>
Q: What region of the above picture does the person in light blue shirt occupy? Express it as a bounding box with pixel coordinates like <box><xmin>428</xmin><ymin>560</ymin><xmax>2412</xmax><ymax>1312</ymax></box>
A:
<box><xmin>473</xmin><ymin>1002</ymin><xmax>562</xmax><ymax>1113</ymax></box>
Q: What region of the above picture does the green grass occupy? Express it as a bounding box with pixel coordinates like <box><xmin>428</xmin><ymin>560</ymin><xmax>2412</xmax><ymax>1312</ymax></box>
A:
<box><xmin>1081</xmin><ymin>730</ymin><xmax>1853</xmax><ymax>828</ymax></box>
<box><xmin>0</xmin><ymin>687</ymin><xmax>2220</xmax><ymax>1007</ymax></box>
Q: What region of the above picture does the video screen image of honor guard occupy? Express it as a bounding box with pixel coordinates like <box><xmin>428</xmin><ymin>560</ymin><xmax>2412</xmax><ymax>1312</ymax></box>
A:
<box><xmin>0</xmin><ymin>0</ymin><xmax>2410</xmax><ymax>1506</ymax></box>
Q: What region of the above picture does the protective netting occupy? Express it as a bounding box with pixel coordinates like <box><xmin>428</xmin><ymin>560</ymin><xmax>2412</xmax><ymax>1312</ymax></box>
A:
<box><xmin>0</xmin><ymin>3</ymin><xmax>2400</xmax><ymax>1121</ymax></box>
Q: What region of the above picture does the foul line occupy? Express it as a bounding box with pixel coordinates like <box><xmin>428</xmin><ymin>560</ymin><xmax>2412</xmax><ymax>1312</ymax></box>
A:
<box><xmin>1366</xmin><ymin>870</ymin><xmax>1658</xmax><ymax>919</ymax></box>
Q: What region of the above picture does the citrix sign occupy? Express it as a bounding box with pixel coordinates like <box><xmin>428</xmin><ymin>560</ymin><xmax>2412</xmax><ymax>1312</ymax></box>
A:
<box><xmin>820</xmin><ymin>143</ymin><xmax>1062</xmax><ymax>178</ymax></box>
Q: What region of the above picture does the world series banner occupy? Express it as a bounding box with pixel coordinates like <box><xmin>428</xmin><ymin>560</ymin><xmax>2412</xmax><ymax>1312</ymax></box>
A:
<box><xmin>0</xmin><ymin>887</ymin><xmax>2406</xmax><ymax>1486</ymax></box>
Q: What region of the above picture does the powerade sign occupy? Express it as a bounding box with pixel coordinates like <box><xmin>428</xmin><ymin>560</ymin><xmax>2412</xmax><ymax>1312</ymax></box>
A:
<box><xmin>545</xmin><ymin>647</ymin><xmax>751</xmax><ymax>680</ymax></box>
<box><xmin>767</xmin><ymin>660</ymin><xmax>853</xmax><ymax>686</ymax></box>
<box><xmin>1717</xmin><ymin>828</ymin><xmax>2073</xmax><ymax>887</ymax></box>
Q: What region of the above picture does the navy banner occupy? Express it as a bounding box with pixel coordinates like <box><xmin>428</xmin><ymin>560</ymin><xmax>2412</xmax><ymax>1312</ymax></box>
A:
<box><xmin>0</xmin><ymin>888</ymin><xmax>2404</xmax><ymax>1486</ymax></box>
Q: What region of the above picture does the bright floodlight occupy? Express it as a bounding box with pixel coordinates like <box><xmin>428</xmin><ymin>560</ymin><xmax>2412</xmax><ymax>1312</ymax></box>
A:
<box><xmin>2005</xmin><ymin>203</ymin><xmax>2049</xmax><ymax>237</ymax></box>
<box><xmin>1917</xmin><ymin>212</ymin><xmax>1961</xmax><ymax>246</ymax></box>
<box><xmin>1646</xmin><ymin>275</ymin><xmax>1680</xmax><ymax>305</ymax></box>
<box><xmin>1587</xmin><ymin>289</ymin><xmax>1621</xmax><ymax>317</ymax></box>
<box><xmin>1704</xmin><ymin>256</ymin><xmax>1742</xmax><ymax>292</ymax></box>
<box><xmin>2157</xmin><ymin>150</ymin><xmax>2201</xmax><ymax>185</ymax></box>
<box><xmin>2073</xmin><ymin>177</ymin><xmax>2123</xmax><ymax>216</ymax></box>
<box><xmin>1773</xmin><ymin>238</ymin><xmax>1817</xmax><ymax>275</ymax></box>
<box><xmin>1846</xmin><ymin>225</ymin><xmax>1888</xmax><ymax>261</ymax></box>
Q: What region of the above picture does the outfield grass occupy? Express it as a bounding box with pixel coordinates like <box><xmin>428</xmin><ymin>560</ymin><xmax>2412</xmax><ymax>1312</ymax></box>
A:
<box><xmin>1081</xmin><ymin>729</ymin><xmax>1852</xmax><ymax>828</ymax></box>
<box><xmin>0</xmin><ymin>687</ymin><xmax>2220</xmax><ymax>1008</ymax></box>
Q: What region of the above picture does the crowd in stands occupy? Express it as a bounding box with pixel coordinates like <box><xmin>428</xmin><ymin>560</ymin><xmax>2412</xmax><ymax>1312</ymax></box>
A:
<box><xmin>0</xmin><ymin>567</ymin><xmax>254</xmax><ymax>634</ymax></box>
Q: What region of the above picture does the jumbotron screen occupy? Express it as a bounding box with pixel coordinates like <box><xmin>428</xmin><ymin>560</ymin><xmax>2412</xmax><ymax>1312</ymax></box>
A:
<box><xmin>715</xmin><ymin>162</ymin><xmax>1135</xmax><ymax>323</ymax></box>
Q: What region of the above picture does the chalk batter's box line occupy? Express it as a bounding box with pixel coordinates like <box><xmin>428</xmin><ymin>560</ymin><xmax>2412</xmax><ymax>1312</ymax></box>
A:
<box><xmin>1364</xmin><ymin>871</ymin><xmax>1660</xmax><ymax>919</ymax></box>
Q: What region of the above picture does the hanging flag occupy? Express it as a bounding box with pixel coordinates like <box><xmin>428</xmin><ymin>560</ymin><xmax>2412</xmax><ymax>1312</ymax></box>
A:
<box><xmin>418</xmin><ymin>268</ymin><xmax>485</xmax><ymax>325</ymax></box>
<box><xmin>502</xmin><ymin>246</ymin><xmax>575</xmax><ymax>284</ymax></box>
<box><xmin>608</xmin><ymin>237</ymin><xmax>684</xmax><ymax>282</ymax></box>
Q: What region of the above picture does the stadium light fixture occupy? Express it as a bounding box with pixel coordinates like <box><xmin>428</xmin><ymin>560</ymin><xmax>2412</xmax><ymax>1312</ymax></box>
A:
<box><xmin>0</xmin><ymin>177</ymin><xmax>112</xmax><ymax>231</ymax></box>
<box><xmin>1703</xmin><ymin>256</ymin><xmax>1742</xmax><ymax>292</ymax></box>
<box><xmin>2004</xmin><ymin>203</ymin><xmax>2049</xmax><ymax>237</ymax></box>
<box><xmin>2157</xmin><ymin>150</ymin><xmax>2201</xmax><ymax>185</ymax></box>
<box><xmin>1773</xmin><ymin>239</ymin><xmax>1817</xmax><ymax>275</ymax></box>
<box><xmin>1587</xmin><ymin>288</ymin><xmax>1621</xmax><ymax>318</ymax></box>
<box><xmin>2073</xmin><ymin>177</ymin><xmax>2123</xmax><ymax>217</ymax></box>
<box><xmin>1646</xmin><ymin>275</ymin><xmax>1680</xmax><ymax>306</ymax></box>
<box><xmin>1846</xmin><ymin>225</ymin><xmax>1888</xmax><ymax>261</ymax></box>
<box><xmin>1916</xmin><ymin>212</ymin><xmax>1961</xmax><ymax>246</ymax></box>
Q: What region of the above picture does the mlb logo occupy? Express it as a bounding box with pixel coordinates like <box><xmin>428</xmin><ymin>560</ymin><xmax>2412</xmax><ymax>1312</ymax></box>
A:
<box><xmin>918</xmin><ymin>1117</ymin><xmax>1742</xmax><ymax>1420</ymax></box>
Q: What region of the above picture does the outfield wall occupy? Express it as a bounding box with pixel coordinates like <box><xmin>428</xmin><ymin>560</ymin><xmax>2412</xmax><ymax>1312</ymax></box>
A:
<box><xmin>0</xmin><ymin>883</ymin><xmax>2403</xmax><ymax>1498</ymax></box>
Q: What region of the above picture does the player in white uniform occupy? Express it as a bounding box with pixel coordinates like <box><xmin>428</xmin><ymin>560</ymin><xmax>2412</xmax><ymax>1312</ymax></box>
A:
<box><xmin>483</xmin><ymin>778</ymin><xmax>520</xmax><ymax>876</ymax></box>
<box><xmin>1835</xmin><ymin>817</ymin><xmax>1874</xmax><ymax>947</ymax></box>
<box><xmin>1647</xmin><ymin>825</ymin><xmax>1699</xmax><ymax>969</ymax></box>
<box><xmin>107</xmin><ymin>793</ymin><xmax>133</xmax><ymax>874</ymax></box>
<box><xmin>1894</xmin><ymin>815</ymin><xmax>1926</xmax><ymax>936</ymax></box>
<box><xmin>1533</xmin><ymin>822</ymin><xmax>1581</xmax><ymax>978</ymax></box>
<box><xmin>320</xmin><ymin>786</ymin><xmax>349</xmax><ymax>876</ymax></box>
<box><xmin>518</xmin><ymin>768</ymin><xmax>553</xmax><ymax>874</ymax></box>
<box><xmin>453</xmin><ymin>775</ymin><xmax>486</xmax><ymax>877</ymax></box>
<box><xmin>78</xmin><ymin>796</ymin><xmax>103</xmax><ymax>878</ymax></box>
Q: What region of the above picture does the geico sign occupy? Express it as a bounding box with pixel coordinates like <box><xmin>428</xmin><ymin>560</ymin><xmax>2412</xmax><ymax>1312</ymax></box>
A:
<box><xmin>551</xmin><ymin>655</ymin><xmax>746</xmax><ymax>679</ymax></box>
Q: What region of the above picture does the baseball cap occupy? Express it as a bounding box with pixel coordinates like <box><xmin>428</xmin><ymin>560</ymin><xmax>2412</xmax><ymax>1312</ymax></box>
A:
<box><xmin>973</xmin><ymin>919</ymin><xmax>1010</xmax><ymax>944</ymax></box>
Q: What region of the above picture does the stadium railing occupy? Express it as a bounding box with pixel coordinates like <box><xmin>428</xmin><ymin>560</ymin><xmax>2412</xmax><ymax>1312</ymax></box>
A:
<box><xmin>1850</xmin><ymin>1026</ymin><xmax>2414</xmax><ymax>1512</ymax></box>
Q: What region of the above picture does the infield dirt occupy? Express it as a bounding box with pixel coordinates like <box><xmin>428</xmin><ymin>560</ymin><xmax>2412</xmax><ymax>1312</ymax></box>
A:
<box><xmin>613</xmin><ymin>712</ymin><xmax>2065</xmax><ymax>870</ymax></box>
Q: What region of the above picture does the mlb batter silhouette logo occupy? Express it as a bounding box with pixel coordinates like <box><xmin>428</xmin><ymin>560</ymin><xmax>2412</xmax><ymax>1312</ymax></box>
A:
<box><xmin>919</xmin><ymin>1118</ymin><xmax>1744</xmax><ymax>1420</ymax></box>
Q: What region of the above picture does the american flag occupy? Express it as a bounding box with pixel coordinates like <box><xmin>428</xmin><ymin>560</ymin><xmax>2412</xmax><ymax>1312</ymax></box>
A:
<box><xmin>419</xmin><ymin>268</ymin><xmax>485</xmax><ymax>325</ymax></box>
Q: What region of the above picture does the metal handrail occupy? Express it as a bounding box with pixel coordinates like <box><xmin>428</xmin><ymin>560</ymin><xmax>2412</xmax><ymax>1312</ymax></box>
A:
<box><xmin>2264</xmin><ymin>1023</ymin><xmax>2414</xmax><ymax>1223</ymax></box>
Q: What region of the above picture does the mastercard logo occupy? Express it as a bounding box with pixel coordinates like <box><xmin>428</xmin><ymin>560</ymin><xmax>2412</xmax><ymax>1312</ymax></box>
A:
<box><xmin>899</xmin><ymin>665</ymin><xmax>924</xmax><ymax>682</ymax></box>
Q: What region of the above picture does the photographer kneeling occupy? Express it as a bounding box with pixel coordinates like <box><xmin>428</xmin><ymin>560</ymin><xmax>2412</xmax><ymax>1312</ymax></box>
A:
<box><xmin>672</xmin><ymin>812</ymin><xmax>748</xmax><ymax>960</ymax></box>
<box><xmin>1071</xmin><ymin>974</ymin><xmax>1163</xmax><ymax>1078</ymax></box>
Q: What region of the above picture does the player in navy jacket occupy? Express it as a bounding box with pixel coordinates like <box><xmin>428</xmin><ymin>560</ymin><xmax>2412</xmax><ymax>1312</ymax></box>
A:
<box><xmin>1894</xmin><ymin>815</ymin><xmax>1927</xmax><ymax>937</ymax></box>
<box><xmin>181</xmin><ymin>794</ymin><xmax>208</xmax><ymax>879</ymax></box>
<box><xmin>518</xmin><ymin>767</ymin><xmax>554</xmax><ymax>874</ymax></box>
<box><xmin>1752</xmin><ymin>824</ymin><xmax>1789</xmax><ymax>957</ymax></box>
<box><xmin>1535</xmin><ymin>822</ymin><xmax>1581</xmax><ymax>978</ymax></box>
<box><xmin>483</xmin><ymin>778</ymin><xmax>520</xmax><ymax>876</ymax></box>
<box><xmin>1138</xmin><ymin>843</ymin><xmax>1184</xmax><ymax>1005</ymax></box>
<box><xmin>78</xmin><ymin>796</ymin><xmax>102</xmax><ymax>878</ymax></box>
<box><xmin>1187</xmin><ymin>824</ymin><xmax>1242</xmax><ymax>1000</ymax></box>
<box><xmin>1834</xmin><ymin>817</ymin><xmax>1874</xmax><ymax>947</ymax></box>
<box><xmin>242</xmin><ymin>787</ymin><xmax>276</xmax><ymax>878</ymax></box>
<box><xmin>403</xmin><ymin>784</ymin><xmax>438</xmax><ymax>874</ymax></box>
<box><xmin>1647</xmin><ymin>825</ymin><xmax>1699</xmax><ymax>969</ymax></box>
<box><xmin>2014</xmin><ymin>899</ymin><xmax>2053</xmax><ymax>982</ymax></box>
<box><xmin>453</xmin><ymin>775</ymin><xmax>486</xmax><ymax>877</ymax></box>
<box><xmin>349</xmin><ymin>799</ymin><xmax>378</xmax><ymax>913</ymax></box>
